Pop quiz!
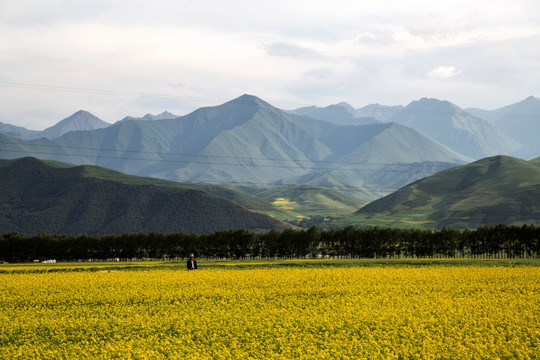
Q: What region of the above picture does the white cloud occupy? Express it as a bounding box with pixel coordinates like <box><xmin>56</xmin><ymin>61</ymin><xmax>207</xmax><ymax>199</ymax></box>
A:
<box><xmin>265</xmin><ymin>43</ymin><xmax>322</xmax><ymax>59</ymax></box>
<box><xmin>426</xmin><ymin>66</ymin><xmax>463</xmax><ymax>79</ymax></box>
<box><xmin>0</xmin><ymin>0</ymin><xmax>539</xmax><ymax>127</ymax></box>
<box><xmin>356</xmin><ymin>30</ymin><xmax>395</xmax><ymax>46</ymax></box>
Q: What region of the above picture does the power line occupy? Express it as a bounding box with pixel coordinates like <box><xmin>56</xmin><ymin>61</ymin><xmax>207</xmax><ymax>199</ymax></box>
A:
<box><xmin>0</xmin><ymin>148</ymin><xmax>458</xmax><ymax>173</ymax></box>
<box><xmin>0</xmin><ymin>139</ymin><xmax>458</xmax><ymax>169</ymax></box>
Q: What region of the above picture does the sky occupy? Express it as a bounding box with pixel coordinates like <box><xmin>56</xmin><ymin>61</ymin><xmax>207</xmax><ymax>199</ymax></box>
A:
<box><xmin>1</xmin><ymin>0</ymin><xmax>539</xmax><ymax>129</ymax></box>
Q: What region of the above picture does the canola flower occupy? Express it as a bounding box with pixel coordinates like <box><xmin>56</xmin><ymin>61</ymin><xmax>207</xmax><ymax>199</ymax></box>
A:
<box><xmin>0</xmin><ymin>266</ymin><xmax>538</xmax><ymax>359</ymax></box>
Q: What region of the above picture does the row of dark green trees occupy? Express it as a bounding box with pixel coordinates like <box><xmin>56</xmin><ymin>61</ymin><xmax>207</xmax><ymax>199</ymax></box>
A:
<box><xmin>1</xmin><ymin>224</ymin><xmax>539</xmax><ymax>262</ymax></box>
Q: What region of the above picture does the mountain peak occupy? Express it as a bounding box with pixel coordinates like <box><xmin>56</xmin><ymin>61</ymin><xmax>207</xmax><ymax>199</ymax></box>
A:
<box><xmin>232</xmin><ymin>94</ymin><xmax>263</xmax><ymax>102</ymax></box>
<box><xmin>41</xmin><ymin>110</ymin><xmax>110</xmax><ymax>139</ymax></box>
<box><xmin>226</xmin><ymin>94</ymin><xmax>274</xmax><ymax>109</ymax></box>
<box><xmin>521</xmin><ymin>95</ymin><xmax>539</xmax><ymax>103</ymax></box>
<box><xmin>332</xmin><ymin>102</ymin><xmax>354</xmax><ymax>110</ymax></box>
<box><xmin>142</xmin><ymin>111</ymin><xmax>178</xmax><ymax>121</ymax></box>
<box><xmin>63</xmin><ymin>110</ymin><xmax>104</xmax><ymax>122</ymax></box>
<box><xmin>72</xmin><ymin>110</ymin><xmax>94</xmax><ymax>117</ymax></box>
<box><xmin>408</xmin><ymin>97</ymin><xmax>460</xmax><ymax>112</ymax></box>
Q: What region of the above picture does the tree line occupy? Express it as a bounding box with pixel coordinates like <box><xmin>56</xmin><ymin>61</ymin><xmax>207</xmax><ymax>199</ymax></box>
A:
<box><xmin>1</xmin><ymin>224</ymin><xmax>539</xmax><ymax>262</ymax></box>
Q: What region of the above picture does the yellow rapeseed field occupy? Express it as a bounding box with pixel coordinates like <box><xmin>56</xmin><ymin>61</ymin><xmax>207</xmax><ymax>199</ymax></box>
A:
<box><xmin>0</xmin><ymin>266</ymin><xmax>538</xmax><ymax>359</ymax></box>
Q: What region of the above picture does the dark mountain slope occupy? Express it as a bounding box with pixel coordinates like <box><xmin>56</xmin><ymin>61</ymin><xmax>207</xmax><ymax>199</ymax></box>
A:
<box><xmin>0</xmin><ymin>157</ymin><xmax>293</xmax><ymax>235</ymax></box>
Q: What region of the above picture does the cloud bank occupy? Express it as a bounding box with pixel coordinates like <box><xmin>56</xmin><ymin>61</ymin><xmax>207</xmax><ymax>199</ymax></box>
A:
<box><xmin>0</xmin><ymin>0</ymin><xmax>539</xmax><ymax>128</ymax></box>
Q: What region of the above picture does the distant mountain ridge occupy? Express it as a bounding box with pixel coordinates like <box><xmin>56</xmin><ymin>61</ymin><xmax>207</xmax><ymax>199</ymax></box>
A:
<box><xmin>0</xmin><ymin>122</ymin><xmax>40</xmax><ymax>140</ymax></box>
<box><xmin>290</xmin><ymin>102</ymin><xmax>380</xmax><ymax>126</ymax></box>
<box><xmin>142</xmin><ymin>111</ymin><xmax>178</xmax><ymax>121</ymax></box>
<box><xmin>388</xmin><ymin>98</ymin><xmax>521</xmax><ymax>159</ymax></box>
<box><xmin>0</xmin><ymin>110</ymin><xmax>110</xmax><ymax>140</ymax></box>
<box><xmin>466</xmin><ymin>96</ymin><xmax>540</xmax><ymax>159</ymax></box>
<box><xmin>40</xmin><ymin>110</ymin><xmax>111</xmax><ymax>139</ymax></box>
<box><xmin>0</xmin><ymin>157</ymin><xmax>294</xmax><ymax>235</ymax></box>
<box><xmin>355</xmin><ymin>103</ymin><xmax>404</xmax><ymax>122</ymax></box>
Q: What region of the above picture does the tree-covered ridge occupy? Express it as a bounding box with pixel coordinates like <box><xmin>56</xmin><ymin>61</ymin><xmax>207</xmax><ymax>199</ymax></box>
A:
<box><xmin>0</xmin><ymin>157</ymin><xmax>293</xmax><ymax>235</ymax></box>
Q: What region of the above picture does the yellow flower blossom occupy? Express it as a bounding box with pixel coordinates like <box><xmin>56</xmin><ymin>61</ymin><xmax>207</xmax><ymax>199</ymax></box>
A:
<box><xmin>0</xmin><ymin>266</ymin><xmax>538</xmax><ymax>359</ymax></box>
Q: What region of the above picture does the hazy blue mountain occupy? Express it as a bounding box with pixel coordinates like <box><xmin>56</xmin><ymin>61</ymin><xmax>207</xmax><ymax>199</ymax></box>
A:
<box><xmin>142</xmin><ymin>111</ymin><xmax>178</xmax><ymax>121</ymax></box>
<box><xmin>388</xmin><ymin>98</ymin><xmax>521</xmax><ymax>159</ymax></box>
<box><xmin>466</xmin><ymin>96</ymin><xmax>540</xmax><ymax>159</ymax></box>
<box><xmin>277</xmin><ymin>124</ymin><xmax>468</xmax><ymax>200</ymax></box>
<box><xmin>355</xmin><ymin>103</ymin><xmax>404</xmax><ymax>122</ymax></box>
<box><xmin>0</xmin><ymin>95</ymin><xmax>470</xmax><ymax>200</ymax></box>
<box><xmin>0</xmin><ymin>122</ymin><xmax>40</xmax><ymax>140</ymax></box>
<box><xmin>40</xmin><ymin>110</ymin><xmax>110</xmax><ymax>139</ymax></box>
<box><xmin>0</xmin><ymin>133</ymin><xmax>75</xmax><ymax>160</ymax></box>
<box><xmin>120</xmin><ymin>111</ymin><xmax>180</xmax><ymax>122</ymax></box>
<box><xmin>0</xmin><ymin>110</ymin><xmax>110</xmax><ymax>140</ymax></box>
<box><xmin>290</xmin><ymin>102</ymin><xmax>379</xmax><ymax>126</ymax></box>
<box><xmin>0</xmin><ymin>157</ymin><xmax>294</xmax><ymax>235</ymax></box>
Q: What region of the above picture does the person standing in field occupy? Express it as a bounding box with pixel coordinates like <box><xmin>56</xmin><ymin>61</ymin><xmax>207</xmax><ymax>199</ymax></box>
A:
<box><xmin>187</xmin><ymin>253</ymin><xmax>198</xmax><ymax>270</ymax></box>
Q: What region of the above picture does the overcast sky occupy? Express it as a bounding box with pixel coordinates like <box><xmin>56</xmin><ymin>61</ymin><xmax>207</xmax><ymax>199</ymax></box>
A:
<box><xmin>1</xmin><ymin>0</ymin><xmax>539</xmax><ymax>129</ymax></box>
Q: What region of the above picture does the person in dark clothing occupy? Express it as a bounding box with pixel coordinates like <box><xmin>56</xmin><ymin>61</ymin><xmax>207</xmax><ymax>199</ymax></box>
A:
<box><xmin>187</xmin><ymin>253</ymin><xmax>198</xmax><ymax>270</ymax></box>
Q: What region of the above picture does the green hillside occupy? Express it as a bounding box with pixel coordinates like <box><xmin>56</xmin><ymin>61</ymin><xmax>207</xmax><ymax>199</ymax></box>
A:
<box><xmin>529</xmin><ymin>157</ymin><xmax>540</xmax><ymax>166</ymax></box>
<box><xmin>0</xmin><ymin>157</ymin><xmax>294</xmax><ymax>235</ymax></box>
<box><xmin>237</xmin><ymin>184</ymin><xmax>366</xmax><ymax>219</ymax></box>
<box><xmin>51</xmin><ymin>162</ymin><xmax>299</xmax><ymax>221</ymax></box>
<box><xmin>340</xmin><ymin>155</ymin><xmax>540</xmax><ymax>229</ymax></box>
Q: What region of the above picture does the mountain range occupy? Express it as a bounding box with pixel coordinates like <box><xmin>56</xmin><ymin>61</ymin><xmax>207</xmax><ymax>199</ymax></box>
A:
<box><xmin>291</xmin><ymin>96</ymin><xmax>539</xmax><ymax>160</ymax></box>
<box><xmin>0</xmin><ymin>157</ymin><xmax>295</xmax><ymax>235</ymax></box>
<box><xmin>344</xmin><ymin>155</ymin><xmax>540</xmax><ymax>229</ymax></box>
<box><xmin>0</xmin><ymin>95</ymin><xmax>470</xmax><ymax>201</ymax></box>
<box><xmin>0</xmin><ymin>94</ymin><xmax>538</xmax><ymax>209</ymax></box>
